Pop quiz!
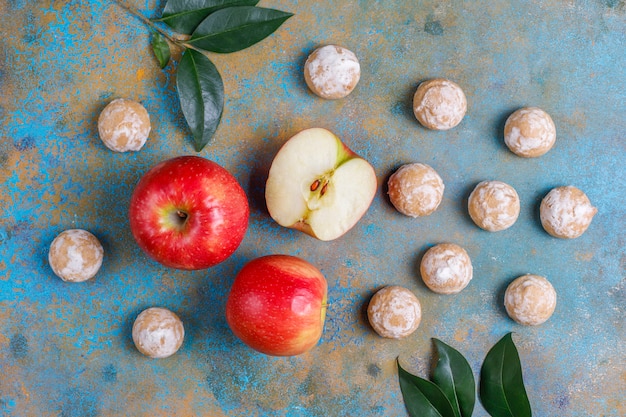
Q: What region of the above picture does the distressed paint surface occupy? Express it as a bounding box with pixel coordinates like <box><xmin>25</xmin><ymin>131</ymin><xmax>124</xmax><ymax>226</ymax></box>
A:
<box><xmin>0</xmin><ymin>0</ymin><xmax>625</xmax><ymax>416</ymax></box>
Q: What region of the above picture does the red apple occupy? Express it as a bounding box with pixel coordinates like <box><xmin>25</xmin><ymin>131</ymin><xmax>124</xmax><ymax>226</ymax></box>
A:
<box><xmin>225</xmin><ymin>255</ymin><xmax>328</xmax><ymax>356</ymax></box>
<box><xmin>129</xmin><ymin>155</ymin><xmax>249</xmax><ymax>270</ymax></box>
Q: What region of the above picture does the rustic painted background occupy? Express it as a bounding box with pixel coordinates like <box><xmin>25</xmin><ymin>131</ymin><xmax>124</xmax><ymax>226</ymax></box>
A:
<box><xmin>0</xmin><ymin>0</ymin><xmax>624</xmax><ymax>416</ymax></box>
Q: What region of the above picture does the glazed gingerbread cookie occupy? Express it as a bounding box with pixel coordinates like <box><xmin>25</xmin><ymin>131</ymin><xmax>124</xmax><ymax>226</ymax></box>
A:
<box><xmin>367</xmin><ymin>286</ymin><xmax>422</xmax><ymax>339</ymax></box>
<box><xmin>504</xmin><ymin>107</ymin><xmax>556</xmax><ymax>157</ymax></box>
<box><xmin>540</xmin><ymin>186</ymin><xmax>597</xmax><ymax>238</ymax></box>
<box><xmin>468</xmin><ymin>180</ymin><xmax>520</xmax><ymax>232</ymax></box>
<box><xmin>504</xmin><ymin>275</ymin><xmax>556</xmax><ymax>326</ymax></box>
<box><xmin>413</xmin><ymin>78</ymin><xmax>467</xmax><ymax>130</ymax></box>
<box><xmin>304</xmin><ymin>45</ymin><xmax>361</xmax><ymax>99</ymax></box>
<box><xmin>420</xmin><ymin>243</ymin><xmax>473</xmax><ymax>294</ymax></box>
<box><xmin>132</xmin><ymin>307</ymin><xmax>185</xmax><ymax>358</ymax></box>
<box><xmin>98</xmin><ymin>98</ymin><xmax>151</xmax><ymax>152</ymax></box>
<box><xmin>387</xmin><ymin>163</ymin><xmax>445</xmax><ymax>217</ymax></box>
<box><xmin>48</xmin><ymin>229</ymin><xmax>104</xmax><ymax>282</ymax></box>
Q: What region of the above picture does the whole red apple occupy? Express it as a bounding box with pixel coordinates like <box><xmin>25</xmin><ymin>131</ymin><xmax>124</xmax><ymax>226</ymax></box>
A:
<box><xmin>225</xmin><ymin>255</ymin><xmax>328</xmax><ymax>356</ymax></box>
<box><xmin>129</xmin><ymin>155</ymin><xmax>249</xmax><ymax>270</ymax></box>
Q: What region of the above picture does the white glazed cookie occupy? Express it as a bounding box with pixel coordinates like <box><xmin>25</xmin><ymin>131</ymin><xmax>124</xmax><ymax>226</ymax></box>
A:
<box><xmin>504</xmin><ymin>275</ymin><xmax>556</xmax><ymax>326</ymax></box>
<box><xmin>98</xmin><ymin>98</ymin><xmax>151</xmax><ymax>152</ymax></box>
<box><xmin>413</xmin><ymin>78</ymin><xmax>467</xmax><ymax>130</ymax></box>
<box><xmin>540</xmin><ymin>186</ymin><xmax>597</xmax><ymax>238</ymax></box>
<box><xmin>387</xmin><ymin>163</ymin><xmax>445</xmax><ymax>217</ymax></box>
<box><xmin>468</xmin><ymin>180</ymin><xmax>520</xmax><ymax>232</ymax></box>
<box><xmin>367</xmin><ymin>286</ymin><xmax>421</xmax><ymax>339</ymax></box>
<box><xmin>504</xmin><ymin>107</ymin><xmax>556</xmax><ymax>157</ymax></box>
<box><xmin>132</xmin><ymin>307</ymin><xmax>185</xmax><ymax>359</ymax></box>
<box><xmin>420</xmin><ymin>243</ymin><xmax>473</xmax><ymax>294</ymax></box>
<box><xmin>304</xmin><ymin>45</ymin><xmax>361</xmax><ymax>99</ymax></box>
<box><xmin>48</xmin><ymin>229</ymin><xmax>104</xmax><ymax>282</ymax></box>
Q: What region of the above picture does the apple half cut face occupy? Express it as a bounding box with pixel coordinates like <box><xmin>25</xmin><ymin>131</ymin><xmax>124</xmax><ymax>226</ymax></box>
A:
<box><xmin>265</xmin><ymin>128</ymin><xmax>378</xmax><ymax>241</ymax></box>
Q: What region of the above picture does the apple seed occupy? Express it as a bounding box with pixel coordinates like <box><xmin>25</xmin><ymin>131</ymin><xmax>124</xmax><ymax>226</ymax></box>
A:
<box><xmin>320</xmin><ymin>182</ymin><xmax>329</xmax><ymax>196</ymax></box>
<box><xmin>310</xmin><ymin>179</ymin><xmax>321</xmax><ymax>191</ymax></box>
<box><xmin>309</xmin><ymin>179</ymin><xmax>329</xmax><ymax>196</ymax></box>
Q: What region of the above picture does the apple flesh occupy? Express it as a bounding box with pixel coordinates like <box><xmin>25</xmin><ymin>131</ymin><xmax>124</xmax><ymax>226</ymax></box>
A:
<box><xmin>265</xmin><ymin>128</ymin><xmax>377</xmax><ymax>241</ymax></box>
<box><xmin>225</xmin><ymin>254</ymin><xmax>328</xmax><ymax>356</ymax></box>
<box><xmin>129</xmin><ymin>155</ymin><xmax>249</xmax><ymax>270</ymax></box>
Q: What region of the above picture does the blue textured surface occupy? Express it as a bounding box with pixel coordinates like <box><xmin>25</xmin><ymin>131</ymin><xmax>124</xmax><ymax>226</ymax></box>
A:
<box><xmin>0</xmin><ymin>1</ymin><xmax>625</xmax><ymax>416</ymax></box>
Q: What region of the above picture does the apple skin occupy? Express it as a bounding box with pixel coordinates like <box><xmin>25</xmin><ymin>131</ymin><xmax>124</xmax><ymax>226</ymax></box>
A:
<box><xmin>225</xmin><ymin>255</ymin><xmax>328</xmax><ymax>356</ymax></box>
<box><xmin>265</xmin><ymin>128</ymin><xmax>377</xmax><ymax>241</ymax></box>
<box><xmin>129</xmin><ymin>156</ymin><xmax>249</xmax><ymax>270</ymax></box>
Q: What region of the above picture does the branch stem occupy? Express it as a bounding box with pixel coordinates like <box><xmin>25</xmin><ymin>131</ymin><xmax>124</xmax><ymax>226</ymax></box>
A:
<box><xmin>112</xmin><ymin>0</ymin><xmax>184</xmax><ymax>47</ymax></box>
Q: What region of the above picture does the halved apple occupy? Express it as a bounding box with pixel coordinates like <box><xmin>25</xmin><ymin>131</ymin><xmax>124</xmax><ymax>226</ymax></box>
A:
<box><xmin>265</xmin><ymin>128</ymin><xmax>377</xmax><ymax>241</ymax></box>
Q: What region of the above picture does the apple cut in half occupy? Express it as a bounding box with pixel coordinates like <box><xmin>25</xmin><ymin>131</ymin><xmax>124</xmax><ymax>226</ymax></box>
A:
<box><xmin>265</xmin><ymin>128</ymin><xmax>377</xmax><ymax>241</ymax></box>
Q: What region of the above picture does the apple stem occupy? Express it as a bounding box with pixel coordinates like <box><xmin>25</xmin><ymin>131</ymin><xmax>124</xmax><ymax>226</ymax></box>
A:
<box><xmin>176</xmin><ymin>210</ymin><xmax>188</xmax><ymax>220</ymax></box>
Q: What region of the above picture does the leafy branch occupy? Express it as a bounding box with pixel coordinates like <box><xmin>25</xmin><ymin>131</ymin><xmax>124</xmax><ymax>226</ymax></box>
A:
<box><xmin>113</xmin><ymin>0</ymin><xmax>293</xmax><ymax>151</ymax></box>
<box><xmin>398</xmin><ymin>334</ymin><xmax>532</xmax><ymax>417</ymax></box>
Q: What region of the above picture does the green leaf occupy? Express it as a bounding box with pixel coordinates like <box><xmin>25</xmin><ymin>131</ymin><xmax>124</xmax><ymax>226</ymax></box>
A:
<box><xmin>398</xmin><ymin>360</ymin><xmax>457</xmax><ymax>417</ymax></box>
<box><xmin>433</xmin><ymin>339</ymin><xmax>476</xmax><ymax>417</ymax></box>
<box><xmin>159</xmin><ymin>0</ymin><xmax>260</xmax><ymax>34</ymax></box>
<box><xmin>176</xmin><ymin>49</ymin><xmax>224</xmax><ymax>151</ymax></box>
<box><xmin>188</xmin><ymin>6</ymin><xmax>293</xmax><ymax>53</ymax></box>
<box><xmin>151</xmin><ymin>31</ymin><xmax>171</xmax><ymax>69</ymax></box>
<box><xmin>480</xmin><ymin>333</ymin><xmax>532</xmax><ymax>417</ymax></box>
